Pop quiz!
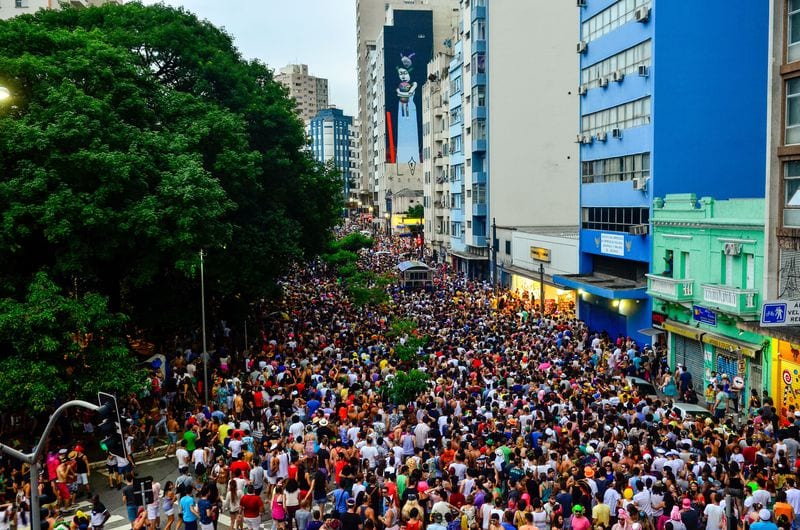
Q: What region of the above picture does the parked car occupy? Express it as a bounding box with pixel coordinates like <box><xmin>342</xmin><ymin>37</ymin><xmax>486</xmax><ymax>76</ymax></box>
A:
<box><xmin>625</xmin><ymin>376</ymin><xmax>661</xmax><ymax>399</ymax></box>
<box><xmin>672</xmin><ymin>402</ymin><xmax>714</xmax><ymax>421</ymax></box>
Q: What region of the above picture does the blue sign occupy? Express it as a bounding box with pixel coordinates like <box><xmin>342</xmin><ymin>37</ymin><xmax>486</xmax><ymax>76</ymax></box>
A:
<box><xmin>692</xmin><ymin>305</ymin><xmax>717</xmax><ymax>326</ymax></box>
<box><xmin>761</xmin><ymin>301</ymin><xmax>789</xmax><ymax>326</ymax></box>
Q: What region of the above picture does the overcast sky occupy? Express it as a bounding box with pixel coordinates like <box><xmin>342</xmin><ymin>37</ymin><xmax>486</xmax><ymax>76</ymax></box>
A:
<box><xmin>141</xmin><ymin>0</ymin><xmax>358</xmax><ymax>116</ymax></box>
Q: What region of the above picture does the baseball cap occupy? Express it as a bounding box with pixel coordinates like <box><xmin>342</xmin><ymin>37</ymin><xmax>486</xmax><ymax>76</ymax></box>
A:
<box><xmin>759</xmin><ymin>509</ymin><xmax>771</xmax><ymax>521</ymax></box>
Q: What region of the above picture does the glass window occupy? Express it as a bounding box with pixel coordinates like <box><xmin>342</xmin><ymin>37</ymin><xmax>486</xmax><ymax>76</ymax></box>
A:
<box><xmin>788</xmin><ymin>79</ymin><xmax>800</xmax><ymax>145</ymax></box>
<box><xmin>791</xmin><ymin>0</ymin><xmax>800</xmax><ymax>62</ymax></box>
<box><xmin>581</xmin><ymin>0</ymin><xmax>651</xmax><ymax>43</ymax></box>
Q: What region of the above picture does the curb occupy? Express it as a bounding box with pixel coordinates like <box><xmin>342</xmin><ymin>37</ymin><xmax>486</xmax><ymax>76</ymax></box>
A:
<box><xmin>89</xmin><ymin>445</ymin><xmax>169</xmax><ymax>469</ymax></box>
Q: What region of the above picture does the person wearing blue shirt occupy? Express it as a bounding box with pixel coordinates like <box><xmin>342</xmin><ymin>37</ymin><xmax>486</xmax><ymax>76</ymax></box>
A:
<box><xmin>751</xmin><ymin>509</ymin><xmax>779</xmax><ymax>530</ymax></box>
<box><xmin>180</xmin><ymin>489</ymin><xmax>199</xmax><ymax>530</ymax></box>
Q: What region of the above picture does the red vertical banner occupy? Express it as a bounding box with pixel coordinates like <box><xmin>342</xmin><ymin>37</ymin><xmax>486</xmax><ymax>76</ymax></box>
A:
<box><xmin>386</xmin><ymin>111</ymin><xmax>396</xmax><ymax>163</ymax></box>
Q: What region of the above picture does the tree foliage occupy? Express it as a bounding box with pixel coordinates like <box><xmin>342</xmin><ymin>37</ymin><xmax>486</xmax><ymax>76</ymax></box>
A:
<box><xmin>385</xmin><ymin>369</ymin><xmax>430</xmax><ymax>406</ymax></box>
<box><xmin>407</xmin><ymin>204</ymin><xmax>424</xmax><ymax>219</ymax></box>
<box><xmin>0</xmin><ymin>3</ymin><xmax>342</xmax><ymax>410</ymax></box>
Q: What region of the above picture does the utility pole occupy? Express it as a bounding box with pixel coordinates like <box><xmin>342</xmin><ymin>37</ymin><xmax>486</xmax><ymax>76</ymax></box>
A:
<box><xmin>539</xmin><ymin>262</ymin><xmax>546</xmax><ymax>315</ymax></box>
<box><xmin>200</xmin><ymin>249</ymin><xmax>208</xmax><ymax>404</ymax></box>
<box><xmin>491</xmin><ymin>217</ymin><xmax>497</xmax><ymax>288</ymax></box>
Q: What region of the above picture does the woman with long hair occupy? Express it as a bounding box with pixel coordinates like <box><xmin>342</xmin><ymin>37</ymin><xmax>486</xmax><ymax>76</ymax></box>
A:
<box><xmin>162</xmin><ymin>482</ymin><xmax>176</xmax><ymax>530</ymax></box>
<box><xmin>223</xmin><ymin>478</ymin><xmax>242</xmax><ymax>530</ymax></box>
<box><xmin>146</xmin><ymin>482</ymin><xmax>161</xmax><ymax>530</ymax></box>
<box><xmin>284</xmin><ymin>478</ymin><xmax>302</xmax><ymax>530</ymax></box>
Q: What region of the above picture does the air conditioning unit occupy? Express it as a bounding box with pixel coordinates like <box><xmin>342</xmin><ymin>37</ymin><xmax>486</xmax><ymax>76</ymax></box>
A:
<box><xmin>578</xmin><ymin>84</ymin><xmax>588</xmax><ymax>96</ymax></box>
<box><xmin>635</xmin><ymin>7</ymin><xmax>650</xmax><ymax>22</ymax></box>
<box><xmin>596</xmin><ymin>131</ymin><xmax>608</xmax><ymax>142</ymax></box>
<box><xmin>632</xmin><ymin>177</ymin><xmax>647</xmax><ymax>191</ymax></box>
<box><xmin>629</xmin><ymin>224</ymin><xmax>649</xmax><ymax>236</ymax></box>
<box><xmin>611</xmin><ymin>128</ymin><xmax>622</xmax><ymax>139</ymax></box>
<box><xmin>638</xmin><ymin>65</ymin><xmax>650</xmax><ymax>77</ymax></box>
<box><xmin>581</xmin><ymin>135</ymin><xmax>593</xmax><ymax>145</ymax></box>
<box><xmin>577</xmin><ymin>41</ymin><xmax>588</xmax><ymax>54</ymax></box>
<box><xmin>599</xmin><ymin>77</ymin><xmax>609</xmax><ymax>88</ymax></box>
<box><xmin>724</xmin><ymin>242</ymin><xmax>742</xmax><ymax>256</ymax></box>
<box><xmin>613</xmin><ymin>70</ymin><xmax>625</xmax><ymax>82</ymax></box>
<box><xmin>576</xmin><ymin>0</ymin><xmax>586</xmax><ymax>6</ymax></box>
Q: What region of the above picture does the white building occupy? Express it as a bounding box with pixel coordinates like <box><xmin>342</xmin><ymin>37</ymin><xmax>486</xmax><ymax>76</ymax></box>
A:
<box><xmin>0</xmin><ymin>0</ymin><xmax>115</xmax><ymax>19</ymax></box>
<box><xmin>274</xmin><ymin>64</ymin><xmax>329</xmax><ymax>124</ymax></box>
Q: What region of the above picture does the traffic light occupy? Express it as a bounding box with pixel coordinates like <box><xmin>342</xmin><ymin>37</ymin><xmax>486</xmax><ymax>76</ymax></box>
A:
<box><xmin>97</xmin><ymin>392</ymin><xmax>126</xmax><ymax>459</ymax></box>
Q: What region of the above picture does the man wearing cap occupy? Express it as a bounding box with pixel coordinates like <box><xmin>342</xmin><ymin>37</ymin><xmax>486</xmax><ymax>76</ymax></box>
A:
<box><xmin>680</xmin><ymin>498</ymin><xmax>700</xmax><ymax>530</ymax></box>
<box><xmin>751</xmin><ymin>509</ymin><xmax>779</xmax><ymax>530</ymax></box>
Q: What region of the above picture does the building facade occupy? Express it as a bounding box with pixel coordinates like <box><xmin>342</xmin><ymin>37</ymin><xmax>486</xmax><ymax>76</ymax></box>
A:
<box><xmin>0</xmin><ymin>0</ymin><xmax>115</xmax><ymax>19</ymax></box>
<box><xmin>645</xmin><ymin>194</ymin><xmax>769</xmax><ymax>403</ymax></box>
<box><xmin>555</xmin><ymin>0</ymin><xmax>768</xmax><ymax>345</ymax></box>
<box><xmin>488</xmin><ymin>0</ymin><xmax>580</xmax><ymax>296</ymax></box>
<box><xmin>357</xmin><ymin>0</ymin><xmax>459</xmax><ymax>216</ymax></box>
<box><xmin>421</xmin><ymin>50</ymin><xmax>453</xmax><ymax>261</ymax></box>
<box><xmin>274</xmin><ymin>64</ymin><xmax>329</xmax><ymax>124</ymax></box>
<box><xmin>309</xmin><ymin>108</ymin><xmax>353</xmax><ymax>205</ymax></box>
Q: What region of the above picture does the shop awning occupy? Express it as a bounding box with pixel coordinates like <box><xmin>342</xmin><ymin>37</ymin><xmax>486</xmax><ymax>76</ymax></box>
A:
<box><xmin>701</xmin><ymin>333</ymin><xmax>760</xmax><ymax>358</ymax></box>
<box><xmin>552</xmin><ymin>273</ymin><xmax>648</xmax><ymax>300</ymax></box>
<box><xmin>450</xmin><ymin>250</ymin><xmax>488</xmax><ymax>261</ymax></box>
<box><xmin>637</xmin><ymin>327</ymin><xmax>665</xmax><ymax>337</ymax></box>
<box><xmin>662</xmin><ymin>320</ymin><xmax>704</xmax><ymax>341</ymax></box>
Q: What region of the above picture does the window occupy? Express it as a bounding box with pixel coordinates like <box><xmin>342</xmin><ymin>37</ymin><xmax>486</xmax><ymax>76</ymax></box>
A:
<box><xmin>790</xmin><ymin>0</ymin><xmax>800</xmax><ymax>62</ymax></box>
<box><xmin>581</xmin><ymin>0</ymin><xmax>651</xmax><ymax>43</ymax></box>
<box><xmin>581</xmin><ymin>207</ymin><xmax>649</xmax><ymax>232</ymax></box>
<box><xmin>450</xmin><ymin>75</ymin><xmax>463</xmax><ymax>95</ymax></box>
<box><xmin>473</xmin><ymin>119</ymin><xmax>486</xmax><ymax>140</ymax></box>
<box><xmin>724</xmin><ymin>253</ymin><xmax>734</xmax><ymax>286</ymax></box>
<box><xmin>746</xmin><ymin>253</ymin><xmax>755</xmax><ymax>289</ymax></box>
<box><xmin>581</xmin><ymin>97</ymin><xmax>651</xmax><ymax>137</ymax></box>
<box><xmin>473</xmin><ymin>19</ymin><xmax>486</xmax><ymax>41</ymax></box>
<box><xmin>473</xmin><ymin>184</ymin><xmax>486</xmax><ymax>204</ymax></box>
<box><xmin>472</xmin><ymin>85</ymin><xmax>486</xmax><ymax>107</ymax></box>
<box><xmin>505</xmin><ymin>241</ymin><xmax>511</xmax><ymax>255</ymax></box>
<box><xmin>787</xmin><ymin>79</ymin><xmax>800</xmax><ymax>145</ymax></box>
<box><xmin>451</xmin><ymin>106</ymin><xmax>463</xmax><ymax>124</ymax></box>
<box><xmin>580</xmin><ymin>40</ymin><xmax>652</xmax><ymax>88</ymax></box>
<box><xmin>785</xmin><ymin>161</ymin><xmax>800</xmax><ymax>226</ymax></box>
<box><xmin>474</xmin><ymin>53</ymin><xmax>486</xmax><ymax>74</ymax></box>
<box><xmin>582</xmin><ymin>152</ymin><xmax>650</xmax><ymax>183</ymax></box>
<box><xmin>681</xmin><ymin>252</ymin><xmax>691</xmax><ymax>280</ymax></box>
<box><xmin>467</xmin><ymin>220</ymin><xmax>472</xmax><ymax>229</ymax></box>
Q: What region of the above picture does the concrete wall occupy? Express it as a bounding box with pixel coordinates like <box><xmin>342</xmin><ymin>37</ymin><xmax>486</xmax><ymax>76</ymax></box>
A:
<box><xmin>487</xmin><ymin>0</ymin><xmax>579</xmax><ymax>228</ymax></box>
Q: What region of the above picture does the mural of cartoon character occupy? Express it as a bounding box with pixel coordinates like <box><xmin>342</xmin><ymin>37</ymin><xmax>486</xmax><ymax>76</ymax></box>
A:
<box><xmin>397</xmin><ymin>53</ymin><xmax>417</xmax><ymax>117</ymax></box>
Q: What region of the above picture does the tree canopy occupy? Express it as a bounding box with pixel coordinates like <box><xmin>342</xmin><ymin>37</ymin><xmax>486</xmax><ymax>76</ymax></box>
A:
<box><xmin>0</xmin><ymin>3</ymin><xmax>342</xmax><ymax>410</ymax></box>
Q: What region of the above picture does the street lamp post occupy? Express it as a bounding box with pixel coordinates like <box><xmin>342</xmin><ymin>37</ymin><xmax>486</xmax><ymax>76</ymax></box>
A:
<box><xmin>384</xmin><ymin>212</ymin><xmax>391</xmax><ymax>236</ymax></box>
<box><xmin>539</xmin><ymin>262</ymin><xmax>546</xmax><ymax>315</ymax></box>
<box><xmin>199</xmin><ymin>249</ymin><xmax>209</xmax><ymax>404</ymax></box>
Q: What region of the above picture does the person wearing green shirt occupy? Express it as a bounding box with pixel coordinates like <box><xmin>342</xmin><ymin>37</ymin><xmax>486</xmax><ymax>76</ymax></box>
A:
<box><xmin>714</xmin><ymin>389</ymin><xmax>728</xmax><ymax>420</ymax></box>
<box><xmin>184</xmin><ymin>428</ymin><xmax>198</xmax><ymax>452</ymax></box>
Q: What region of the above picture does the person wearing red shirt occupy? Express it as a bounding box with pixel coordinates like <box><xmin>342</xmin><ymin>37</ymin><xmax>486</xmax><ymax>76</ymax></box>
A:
<box><xmin>240</xmin><ymin>485</ymin><xmax>264</xmax><ymax>530</ymax></box>
<box><xmin>230</xmin><ymin>457</ymin><xmax>250</xmax><ymax>481</ymax></box>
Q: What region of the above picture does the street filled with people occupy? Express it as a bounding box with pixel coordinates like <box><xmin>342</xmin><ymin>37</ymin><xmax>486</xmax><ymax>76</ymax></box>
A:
<box><xmin>1</xmin><ymin>225</ymin><xmax>798</xmax><ymax>530</ymax></box>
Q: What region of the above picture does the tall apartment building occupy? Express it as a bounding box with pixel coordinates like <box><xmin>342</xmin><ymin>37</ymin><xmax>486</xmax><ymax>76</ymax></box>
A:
<box><xmin>0</xmin><ymin>0</ymin><xmax>115</xmax><ymax>19</ymax></box>
<box><xmin>553</xmin><ymin>0</ymin><xmax>768</xmax><ymax>345</ymax></box>
<box><xmin>422</xmin><ymin>50</ymin><xmax>452</xmax><ymax>261</ymax></box>
<box><xmin>356</xmin><ymin>0</ymin><xmax>459</xmax><ymax>214</ymax></box>
<box><xmin>309</xmin><ymin>107</ymin><xmax>353</xmax><ymax>205</ymax></box>
<box><xmin>349</xmin><ymin>118</ymin><xmax>362</xmax><ymax>208</ymax></box>
<box><xmin>274</xmin><ymin>64</ymin><xmax>329</xmax><ymax>124</ymax></box>
<box><xmin>487</xmin><ymin>1</ymin><xmax>580</xmax><ymax>304</ymax></box>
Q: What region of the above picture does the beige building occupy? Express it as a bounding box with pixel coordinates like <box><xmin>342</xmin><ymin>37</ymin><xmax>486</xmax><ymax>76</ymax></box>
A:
<box><xmin>422</xmin><ymin>50</ymin><xmax>452</xmax><ymax>260</ymax></box>
<box><xmin>356</xmin><ymin>0</ymin><xmax>459</xmax><ymax>211</ymax></box>
<box><xmin>0</xmin><ymin>0</ymin><xmax>115</xmax><ymax>19</ymax></box>
<box><xmin>487</xmin><ymin>1</ymin><xmax>579</xmax><ymax>285</ymax></box>
<box><xmin>274</xmin><ymin>64</ymin><xmax>329</xmax><ymax>124</ymax></box>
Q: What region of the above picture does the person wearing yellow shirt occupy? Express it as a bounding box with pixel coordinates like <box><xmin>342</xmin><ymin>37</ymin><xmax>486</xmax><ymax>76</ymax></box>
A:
<box><xmin>592</xmin><ymin>493</ymin><xmax>611</xmax><ymax>528</ymax></box>
<box><xmin>219</xmin><ymin>422</ymin><xmax>232</xmax><ymax>444</ymax></box>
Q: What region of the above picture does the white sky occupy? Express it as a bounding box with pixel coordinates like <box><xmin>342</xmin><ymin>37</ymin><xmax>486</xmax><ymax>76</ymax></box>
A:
<box><xmin>141</xmin><ymin>0</ymin><xmax>358</xmax><ymax>116</ymax></box>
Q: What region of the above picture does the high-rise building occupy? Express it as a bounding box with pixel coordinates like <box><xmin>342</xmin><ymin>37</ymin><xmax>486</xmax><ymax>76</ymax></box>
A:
<box><xmin>274</xmin><ymin>64</ymin><xmax>329</xmax><ymax>124</ymax></box>
<box><xmin>356</xmin><ymin>0</ymin><xmax>459</xmax><ymax>213</ymax></box>
<box><xmin>553</xmin><ymin>1</ymin><xmax>768</xmax><ymax>345</ymax></box>
<box><xmin>422</xmin><ymin>50</ymin><xmax>452</xmax><ymax>261</ymax></box>
<box><xmin>309</xmin><ymin>107</ymin><xmax>353</xmax><ymax>205</ymax></box>
<box><xmin>0</xmin><ymin>0</ymin><xmax>116</xmax><ymax>19</ymax></box>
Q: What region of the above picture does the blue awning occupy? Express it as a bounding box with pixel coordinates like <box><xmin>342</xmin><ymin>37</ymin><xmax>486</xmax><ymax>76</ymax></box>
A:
<box><xmin>552</xmin><ymin>273</ymin><xmax>648</xmax><ymax>300</ymax></box>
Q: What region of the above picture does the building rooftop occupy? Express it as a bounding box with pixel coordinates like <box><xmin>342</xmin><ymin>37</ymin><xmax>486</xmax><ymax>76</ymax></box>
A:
<box><xmin>514</xmin><ymin>225</ymin><xmax>579</xmax><ymax>239</ymax></box>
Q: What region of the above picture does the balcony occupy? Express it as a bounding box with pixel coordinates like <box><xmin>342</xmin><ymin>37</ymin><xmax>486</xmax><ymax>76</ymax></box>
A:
<box><xmin>471</xmin><ymin>170</ymin><xmax>486</xmax><ymax>184</ymax></box>
<box><xmin>471</xmin><ymin>72</ymin><xmax>486</xmax><ymax>88</ymax></box>
<box><xmin>472</xmin><ymin>203</ymin><xmax>487</xmax><ymax>216</ymax></box>
<box><xmin>471</xmin><ymin>235</ymin><xmax>488</xmax><ymax>247</ymax></box>
<box><xmin>473</xmin><ymin>39</ymin><xmax>486</xmax><ymax>54</ymax></box>
<box><xmin>700</xmin><ymin>284</ymin><xmax>760</xmax><ymax>317</ymax></box>
<box><xmin>434</xmin><ymin>130</ymin><xmax>447</xmax><ymax>144</ymax></box>
<box><xmin>645</xmin><ymin>274</ymin><xmax>694</xmax><ymax>303</ymax></box>
<box><xmin>473</xmin><ymin>104</ymin><xmax>486</xmax><ymax>120</ymax></box>
<box><xmin>471</xmin><ymin>5</ymin><xmax>486</xmax><ymax>21</ymax></box>
<box><xmin>472</xmin><ymin>137</ymin><xmax>486</xmax><ymax>152</ymax></box>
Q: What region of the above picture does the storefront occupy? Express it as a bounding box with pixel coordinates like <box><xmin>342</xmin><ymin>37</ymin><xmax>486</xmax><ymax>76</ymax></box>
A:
<box><xmin>507</xmin><ymin>267</ymin><xmax>576</xmax><ymax>315</ymax></box>
<box><xmin>772</xmin><ymin>339</ymin><xmax>800</xmax><ymax>420</ymax></box>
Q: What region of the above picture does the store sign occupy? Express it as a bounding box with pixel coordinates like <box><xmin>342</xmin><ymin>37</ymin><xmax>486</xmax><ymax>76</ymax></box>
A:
<box><xmin>600</xmin><ymin>233</ymin><xmax>625</xmax><ymax>256</ymax></box>
<box><xmin>530</xmin><ymin>246</ymin><xmax>551</xmax><ymax>262</ymax></box>
<box><xmin>761</xmin><ymin>300</ymin><xmax>800</xmax><ymax>327</ymax></box>
<box><xmin>692</xmin><ymin>305</ymin><xmax>717</xmax><ymax>326</ymax></box>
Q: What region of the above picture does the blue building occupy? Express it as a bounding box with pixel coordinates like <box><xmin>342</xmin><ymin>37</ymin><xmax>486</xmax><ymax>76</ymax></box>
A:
<box><xmin>310</xmin><ymin>107</ymin><xmax>353</xmax><ymax>202</ymax></box>
<box><xmin>448</xmin><ymin>0</ymin><xmax>489</xmax><ymax>279</ymax></box>
<box><xmin>554</xmin><ymin>0</ymin><xmax>768</xmax><ymax>345</ymax></box>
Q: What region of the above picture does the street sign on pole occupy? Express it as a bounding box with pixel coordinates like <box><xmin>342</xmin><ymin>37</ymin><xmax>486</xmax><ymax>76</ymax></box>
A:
<box><xmin>760</xmin><ymin>300</ymin><xmax>800</xmax><ymax>327</ymax></box>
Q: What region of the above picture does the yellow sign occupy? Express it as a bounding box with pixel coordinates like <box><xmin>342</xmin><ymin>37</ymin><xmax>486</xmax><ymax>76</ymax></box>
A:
<box><xmin>701</xmin><ymin>335</ymin><xmax>757</xmax><ymax>358</ymax></box>
<box><xmin>530</xmin><ymin>246</ymin><xmax>551</xmax><ymax>262</ymax></box>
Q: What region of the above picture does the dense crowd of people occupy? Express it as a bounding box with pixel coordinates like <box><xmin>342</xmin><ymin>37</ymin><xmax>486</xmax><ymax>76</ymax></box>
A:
<box><xmin>0</xmin><ymin>224</ymin><xmax>796</xmax><ymax>530</ymax></box>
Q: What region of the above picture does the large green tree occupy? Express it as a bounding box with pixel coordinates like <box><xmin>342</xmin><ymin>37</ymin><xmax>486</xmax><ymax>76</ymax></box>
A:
<box><xmin>0</xmin><ymin>3</ymin><xmax>341</xmax><ymax>408</ymax></box>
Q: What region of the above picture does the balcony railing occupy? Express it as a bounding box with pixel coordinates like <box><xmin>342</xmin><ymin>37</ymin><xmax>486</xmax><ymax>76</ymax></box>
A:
<box><xmin>700</xmin><ymin>284</ymin><xmax>759</xmax><ymax>317</ymax></box>
<box><xmin>645</xmin><ymin>274</ymin><xmax>694</xmax><ymax>303</ymax></box>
